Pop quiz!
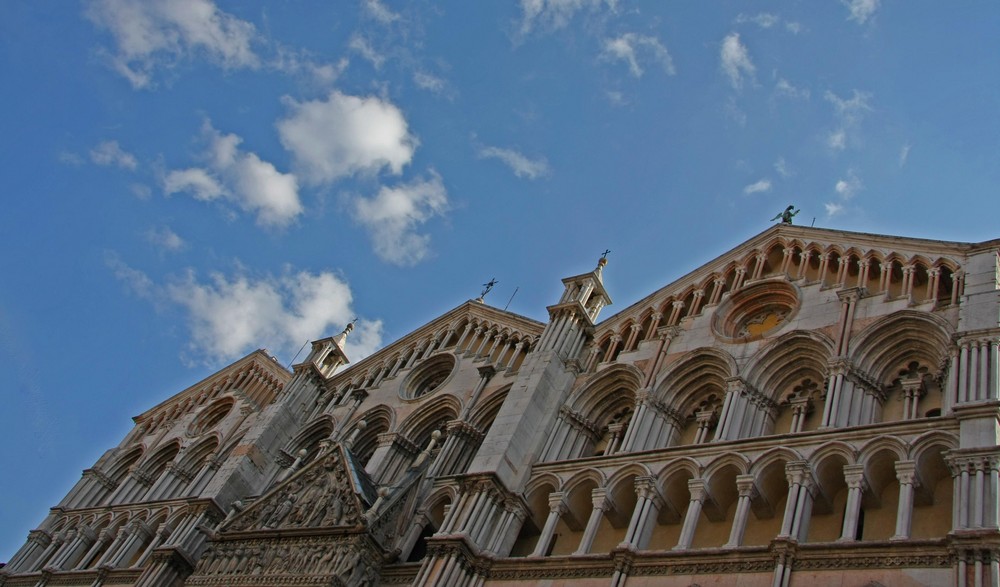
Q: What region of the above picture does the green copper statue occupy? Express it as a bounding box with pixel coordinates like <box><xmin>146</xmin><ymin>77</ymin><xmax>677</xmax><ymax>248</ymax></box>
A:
<box><xmin>772</xmin><ymin>205</ymin><xmax>800</xmax><ymax>225</ymax></box>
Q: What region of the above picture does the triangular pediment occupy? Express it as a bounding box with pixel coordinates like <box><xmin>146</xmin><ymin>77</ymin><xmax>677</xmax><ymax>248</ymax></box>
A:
<box><xmin>595</xmin><ymin>224</ymin><xmax>976</xmax><ymax>336</ymax></box>
<box><xmin>224</xmin><ymin>444</ymin><xmax>368</xmax><ymax>533</ymax></box>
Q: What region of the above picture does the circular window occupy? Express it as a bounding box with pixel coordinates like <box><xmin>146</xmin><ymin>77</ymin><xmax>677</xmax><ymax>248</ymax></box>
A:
<box><xmin>187</xmin><ymin>398</ymin><xmax>234</xmax><ymax>437</ymax></box>
<box><xmin>401</xmin><ymin>355</ymin><xmax>456</xmax><ymax>400</ymax></box>
<box><xmin>712</xmin><ymin>280</ymin><xmax>800</xmax><ymax>343</ymax></box>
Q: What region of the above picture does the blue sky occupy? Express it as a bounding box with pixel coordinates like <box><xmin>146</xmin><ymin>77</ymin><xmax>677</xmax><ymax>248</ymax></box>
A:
<box><xmin>2</xmin><ymin>0</ymin><xmax>999</xmax><ymax>555</ymax></box>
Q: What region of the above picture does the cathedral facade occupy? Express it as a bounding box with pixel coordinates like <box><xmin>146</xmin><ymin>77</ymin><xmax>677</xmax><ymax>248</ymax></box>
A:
<box><xmin>3</xmin><ymin>224</ymin><xmax>999</xmax><ymax>587</ymax></box>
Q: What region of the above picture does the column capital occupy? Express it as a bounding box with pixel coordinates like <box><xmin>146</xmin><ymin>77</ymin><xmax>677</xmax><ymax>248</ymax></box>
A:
<box><xmin>894</xmin><ymin>460</ymin><xmax>920</xmax><ymax>487</ymax></box>
<box><xmin>687</xmin><ymin>478</ymin><xmax>709</xmax><ymax>503</ymax></box>
<box><xmin>634</xmin><ymin>476</ymin><xmax>664</xmax><ymax>506</ymax></box>
<box><xmin>843</xmin><ymin>464</ymin><xmax>867</xmax><ymax>489</ymax></box>
<box><xmin>591</xmin><ymin>488</ymin><xmax>614</xmax><ymax>512</ymax></box>
<box><xmin>735</xmin><ymin>475</ymin><xmax>758</xmax><ymax>499</ymax></box>
<box><xmin>547</xmin><ymin>491</ymin><xmax>569</xmax><ymax>515</ymax></box>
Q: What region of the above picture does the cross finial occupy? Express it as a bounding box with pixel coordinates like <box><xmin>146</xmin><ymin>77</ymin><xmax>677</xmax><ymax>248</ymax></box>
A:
<box><xmin>601</xmin><ymin>249</ymin><xmax>611</xmax><ymax>260</ymax></box>
<box><xmin>481</xmin><ymin>278</ymin><xmax>498</xmax><ymax>299</ymax></box>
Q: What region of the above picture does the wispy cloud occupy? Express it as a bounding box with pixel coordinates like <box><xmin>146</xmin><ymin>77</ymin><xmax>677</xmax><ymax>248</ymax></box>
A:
<box><xmin>478</xmin><ymin>145</ymin><xmax>551</xmax><ymax>179</ymax></box>
<box><xmin>825</xmin><ymin>202</ymin><xmax>845</xmax><ymax>217</ymax></box>
<box><xmin>825</xmin><ymin>89</ymin><xmax>873</xmax><ymax>123</ymax></box>
<box><xmin>720</xmin><ymin>33</ymin><xmax>755</xmax><ymax>90</ymax></box>
<box><xmin>515</xmin><ymin>0</ymin><xmax>618</xmax><ymax>38</ymax></box>
<box><xmin>146</xmin><ymin>226</ymin><xmax>186</xmax><ymax>252</ymax></box>
<box><xmin>743</xmin><ymin>178</ymin><xmax>772</xmax><ymax>194</ymax></box>
<box><xmin>835</xmin><ymin>170</ymin><xmax>863</xmax><ymax>199</ymax></box>
<box><xmin>600</xmin><ymin>33</ymin><xmax>675</xmax><ymax>78</ymax></box>
<box><xmin>413</xmin><ymin>70</ymin><xmax>447</xmax><ymax>94</ymax></box>
<box><xmin>90</xmin><ymin>140</ymin><xmax>138</xmax><ymax>170</ymax></box>
<box><xmin>899</xmin><ymin>143</ymin><xmax>911</xmax><ymax>167</ymax></box>
<box><xmin>362</xmin><ymin>0</ymin><xmax>401</xmax><ymax>25</ymax></box>
<box><xmin>774</xmin><ymin>157</ymin><xmax>792</xmax><ymax>178</ymax></box>
<box><xmin>824</xmin><ymin>89</ymin><xmax>873</xmax><ymax>151</ymax></box>
<box><xmin>164</xmin><ymin>122</ymin><xmax>302</xmax><ymax>228</ymax></box>
<box><xmin>774</xmin><ymin>78</ymin><xmax>810</xmax><ymax>100</ymax></box>
<box><xmin>827</xmin><ymin>129</ymin><xmax>847</xmax><ymax>151</ymax></box>
<box><xmin>85</xmin><ymin>0</ymin><xmax>260</xmax><ymax>89</ymax></box>
<box><xmin>843</xmin><ymin>0</ymin><xmax>880</xmax><ymax>24</ymax></box>
<box><xmin>348</xmin><ymin>34</ymin><xmax>385</xmax><ymax>69</ymax></box>
<box><xmin>735</xmin><ymin>13</ymin><xmax>779</xmax><ymax>29</ymax></box>
<box><xmin>277</xmin><ymin>91</ymin><xmax>417</xmax><ymax>185</ymax></box>
<box><xmin>351</xmin><ymin>173</ymin><xmax>449</xmax><ymax>266</ymax></box>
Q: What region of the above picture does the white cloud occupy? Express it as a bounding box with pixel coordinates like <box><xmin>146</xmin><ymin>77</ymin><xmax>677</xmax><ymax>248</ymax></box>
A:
<box><xmin>413</xmin><ymin>71</ymin><xmax>446</xmax><ymax>93</ymax></box>
<box><xmin>785</xmin><ymin>21</ymin><xmax>803</xmax><ymax>34</ymax></box>
<box><xmin>835</xmin><ymin>171</ymin><xmax>863</xmax><ymax>199</ymax></box>
<box><xmin>735</xmin><ymin>13</ymin><xmax>779</xmax><ymax>29</ymax></box>
<box><xmin>164</xmin><ymin>167</ymin><xmax>225</xmax><ymax>200</ymax></box>
<box><xmin>774</xmin><ymin>157</ymin><xmax>791</xmax><ymax>178</ymax></box>
<box><xmin>348</xmin><ymin>34</ymin><xmax>385</xmax><ymax>69</ymax></box>
<box><xmin>774</xmin><ymin>78</ymin><xmax>810</xmax><ymax>100</ymax></box>
<box><xmin>478</xmin><ymin>146</ymin><xmax>551</xmax><ymax>180</ymax></box>
<box><xmin>362</xmin><ymin>0</ymin><xmax>401</xmax><ymax>25</ymax></box>
<box><xmin>600</xmin><ymin>33</ymin><xmax>675</xmax><ymax>78</ymax></box>
<box><xmin>85</xmin><ymin>0</ymin><xmax>259</xmax><ymax>89</ymax></box>
<box><xmin>825</xmin><ymin>89</ymin><xmax>873</xmax><ymax>123</ymax></box>
<box><xmin>164</xmin><ymin>122</ymin><xmax>302</xmax><ymax>228</ymax></box>
<box><xmin>277</xmin><ymin>91</ymin><xmax>417</xmax><ymax>185</ymax></box>
<box><xmin>516</xmin><ymin>0</ymin><xmax>618</xmax><ymax>37</ymax></box>
<box><xmin>825</xmin><ymin>202</ymin><xmax>845</xmax><ymax>217</ymax></box>
<box><xmin>146</xmin><ymin>226</ymin><xmax>186</xmax><ymax>252</ymax></box>
<box><xmin>105</xmin><ymin>251</ymin><xmax>155</xmax><ymax>299</ymax></box>
<box><xmin>720</xmin><ymin>33</ymin><xmax>755</xmax><ymax>90</ymax></box>
<box><xmin>827</xmin><ymin>129</ymin><xmax>847</xmax><ymax>151</ymax></box>
<box><xmin>351</xmin><ymin>174</ymin><xmax>449</xmax><ymax>266</ymax></box>
<box><xmin>167</xmin><ymin>268</ymin><xmax>382</xmax><ymax>363</ymax></box>
<box><xmin>843</xmin><ymin>0</ymin><xmax>879</xmax><ymax>24</ymax></box>
<box><xmin>743</xmin><ymin>178</ymin><xmax>772</xmax><ymax>194</ymax></box>
<box><xmin>269</xmin><ymin>46</ymin><xmax>346</xmax><ymax>86</ymax></box>
<box><xmin>90</xmin><ymin>140</ymin><xmax>138</xmax><ymax>170</ymax></box>
<box><xmin>58</xmin><ymin>151</ymin><xmax>84</xmax><ymax>166</ymax></box>
<box><xmin>130</xmin><ymin>183</ymin><xmax>153</xmax><ymax>199</ymax></box>
<box><xmin>899</xmin><ymin>143</ymin><xmax>911</xmax><ymax>167</ymax></box>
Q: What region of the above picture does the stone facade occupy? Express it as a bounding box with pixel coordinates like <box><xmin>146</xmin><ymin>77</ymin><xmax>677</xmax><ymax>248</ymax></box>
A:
<box><xmin>3</xmin><ymin>224</ymin><xmax>999</xmax><ymax>587</ymax></box>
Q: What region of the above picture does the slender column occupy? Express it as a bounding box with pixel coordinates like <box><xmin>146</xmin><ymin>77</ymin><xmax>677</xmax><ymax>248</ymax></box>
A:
<box><xmin>839</xmin><ymin>464</ymin><xmax>868</xmax><ymax>542</ymax></box>
<box><xmin>891</xmin><ymin>461</ymin><xmax>919</xmax><ymax>540</ymax></box>
<box><xmin>797</xmin><ymin>250</ymin><xmax>811</xmax><ymax>280</ymax></box>
<box><xmin>689</xmin><ymin>290</ymin><xmax>705</xmax><ymax>316</ymax></box>
<box><xmin>780</xmin><ymin>247</ymin><xmax>794</xmax><ymax>275</ymax></box>
<box><xmin>752</xmin><ymin>253</ymin><xmax>766</xmax><ymax>280</ymax></box>
<box><xmin>725</xmin><ymin>475</ymin><xmax>757</xmax><ymax>548</ymax></box>
<box><xmin>644</xmin><ymin>312</ymin><xmax>663</xmax><ymax>339</ymax></box>
<box><xmin>529</xmin><ymin>492</ymin><xmax>567</xmax><ymax>557</ymax></box>
<box><xmin>674</xmin><ymin>479</ymin><xmax>708</xmax><ymax>550</ymax></box>
<box><xmin>454</xmin><ymin>324</ymin><xmax>475</xmax><ymax>353</ymax></box>
<box><xmin>133</xmin><ymin>526</ymin><xmax>169</xmax><ymax>568</ymax></box>
<box><xmin>92</xmin><ymin>528</ymin><xmax>128</xmax><ymax>568</ymax></box>
<box><xmin>817</xmin><ymin>254</ymin><xmax>831</xmax><ymax>285</ymax></box>
<box><xmin>733</xmin><ymin>267</ymin><xmax>747</xmax><ymax>290</ymax></box>
<box><xmin>960</xmin><ymin>342</ymin><xmax>971</xmax><ymax>404</ymax></box>
<box><xmin>623</xmin><ymin>323</ymin><xmax>642</xmax><ymax>352</ymax></box>
<box><xmin>75</xmin><ymin>529</ymin><xmax>113</xmax><ymax>570</ymax></box>
<box><xmin>6</xmin><ymin>530</ymin><xmax>52</xmax><ymax>572</ymax></box>
<box><xmin>667</xmin><ymin>300</ymin><xmax>685</xmax><ymax>326</ymax></box>
<box><xmin>778</xmin><ymin>463</ymin><xmax>806</xmax><ymax>539</ymax></box>
<box><xmin>835</xmin><ymin>256</ymin><xmax>848</xmax><ymax>286</ymax></box>
<box><xmin>603</xmin><ymin>335</ymin><xmax>622</xmax><ymax>363</ymax></box>
<box><xmin>506</xmin><ymin>340</ymin><xmax>526</xmax><ymax>371</ymax></box>
<box><xmin>30</xmin><ymin>532</ymin><xmax>65</xmax><ymax>571</ymax></box>
<box><xmin>574</xmin><ymin>489</ymin><xmax>612</xmax><ymax>555</ymax></box>
<box><xmin>858</xmin><ymin>258</ymin><xmax>871</xmax><ymax>289</ymax></box>
<box><xmin>789</xmin><ymin>473</ymin><xmax>815</xmax><ymax>541</ymax></box>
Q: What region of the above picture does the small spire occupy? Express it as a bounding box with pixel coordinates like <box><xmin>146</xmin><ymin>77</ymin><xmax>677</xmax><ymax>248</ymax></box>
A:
<box><xmin>332</xmin><ymin>318</ymin><xmax>356</xmax><ymax>348</ymax></box>
<box><xmin>476</xmin><ymin>277</ymin><xmax>498</xmax><ymax>303</ymax></box>
<box><xmin>595</xmin><ymin>249</ymin><xmax>610</xmax><ymax>279</ymax></box>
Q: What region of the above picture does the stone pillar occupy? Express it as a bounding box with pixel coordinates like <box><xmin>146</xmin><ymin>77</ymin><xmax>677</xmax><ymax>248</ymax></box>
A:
<box><xmin>530</xmin><ymin>492</ymin><xmax>568</xmax><ymax>557</ymax></box>
<box><xmin>724</xmin><ymin>475</ymin><xmax>757</xmax><ymax>548</ymax></box>
<box><xmin>891</xmin><ymin>460</ymin><xmax>920</xmax><ymax>540</ymax></box>
<box><xmin>674</xmin><ymin>479</ymin><xmax>707</xmax><ymax>550</ymax></box>
<box><xmin>574</xmin><ymin>489</ymin><xmax>612</xmax><ymax>555</ymax></box>
<box><xmin>5</xmin><ymin>529</ymin><xmax>52</xmax><ymax>573</ymax></box>
<box><xmin>778</xmin><ymin>462</ymin><xmax>813</xmax><ymax>541</ymax></box>
<box><xmin>839</xmin><ymin>464</ymin><xmax>868</xmax><ymax>542</ymax></box>
<box><xmin>622</xmin><ymin>476</ymin><xmax>663</xmax><ymax>551</ymax></box>
<box><xmin>693</xmin><ymin>410</ymin><xmax>716</xmax><ymax>445</ymax></box>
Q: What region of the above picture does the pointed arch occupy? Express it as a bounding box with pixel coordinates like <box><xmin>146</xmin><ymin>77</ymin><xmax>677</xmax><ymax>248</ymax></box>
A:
<box><xmin>850</xmin><ymin>310</ymin><xmax>953</xmax><ymax>384</ymax></box>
